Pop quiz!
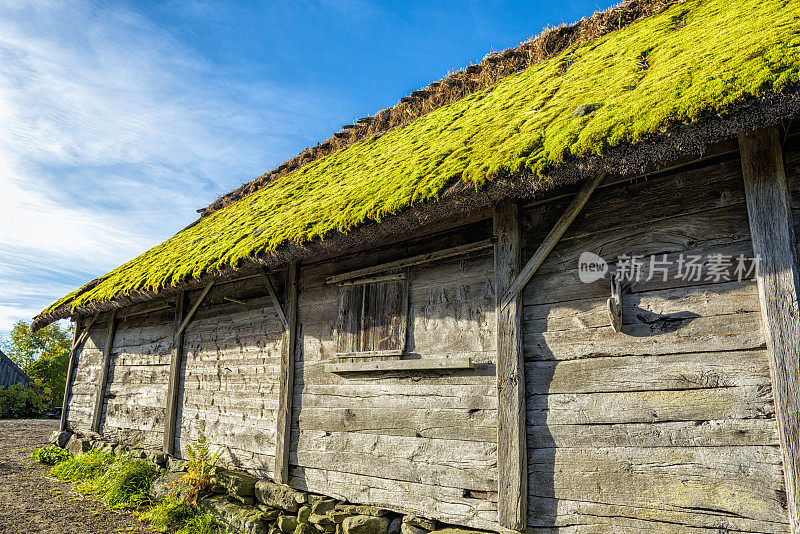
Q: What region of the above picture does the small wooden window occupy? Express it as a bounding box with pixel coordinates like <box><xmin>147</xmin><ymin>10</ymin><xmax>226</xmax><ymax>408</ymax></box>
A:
<box><xmin>335</xmin><ymin>273</ymin><xmax>408</xmax><ymax>357</ymax></box>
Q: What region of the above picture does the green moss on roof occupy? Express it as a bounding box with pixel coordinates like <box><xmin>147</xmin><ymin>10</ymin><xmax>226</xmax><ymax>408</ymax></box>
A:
<box><xmin>42</xmin><ymin>0</ymin><xmax>800</xmax><ymax>316</ymax></box>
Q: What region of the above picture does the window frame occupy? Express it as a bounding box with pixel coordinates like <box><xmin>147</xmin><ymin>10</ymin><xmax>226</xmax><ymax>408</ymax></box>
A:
<box><xmin>333</xmin><ymin>271</ymin><xmax>409</xmax><ymax>360</ymax></box>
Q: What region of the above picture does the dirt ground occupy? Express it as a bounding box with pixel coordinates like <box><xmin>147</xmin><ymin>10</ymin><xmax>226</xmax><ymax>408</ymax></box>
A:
<box><xmin>0</xmin><ymin>418</ymin><xmax>151</xmax><ymax>533</ymax></box>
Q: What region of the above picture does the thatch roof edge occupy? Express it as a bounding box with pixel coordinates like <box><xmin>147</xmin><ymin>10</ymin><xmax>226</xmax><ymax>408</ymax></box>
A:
<box><xmin>31</xmin><ymin>91</ymin><xmax>800</xmax><ymax>331</ymax></box>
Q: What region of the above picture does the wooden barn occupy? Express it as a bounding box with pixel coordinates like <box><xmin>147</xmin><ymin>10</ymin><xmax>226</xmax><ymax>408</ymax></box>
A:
<box><xmin>33</xmin><ymin>0</ymin><xmax>800</xmax><ymax>532</ymax></box>
<box><xmin>0</xmin><ymin>349</ymin><xmax>31</xmax><ymax>388</ymax></box>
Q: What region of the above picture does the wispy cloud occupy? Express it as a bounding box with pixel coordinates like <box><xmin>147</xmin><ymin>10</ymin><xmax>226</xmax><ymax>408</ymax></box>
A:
<box><xmin>0</xmin><ymin>0</ymin><xmax>340</xmax><ymax>335</ymax></box>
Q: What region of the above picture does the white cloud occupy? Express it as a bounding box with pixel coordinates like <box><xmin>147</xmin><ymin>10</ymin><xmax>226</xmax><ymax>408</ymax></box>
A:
<box><xmin>0</xmin><ymin>0</ymin><xmax>340</xmax><ymax>337</ymax></box>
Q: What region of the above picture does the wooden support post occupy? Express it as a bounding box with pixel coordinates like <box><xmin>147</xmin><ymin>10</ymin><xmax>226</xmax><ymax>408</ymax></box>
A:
<box><xmin>494</xmin><ymin>200</ymin><xmax>526</xmax><ymax>531</ymax></box>
<box><xmin>163</xmin><ymin>290</ymin><xmax>187</xmax><ymax>455</ymax></box>
<box><xmin>274</xmin><ymin>261</ymin><xmax>299</xmax><ymax>483</ymax></box>
<box><xmin>60</xmin><ymin>317</ymin><xmax>82</xmax><ymax>432</ymax></box>
<box><xmin>740</xmin><ymin>126</ymin><xmax>800</xmax><ymax>533</ymax></box>
<box><xmin>91</xmin><ymin>309</ymin><xmax>118</xmax><ymax>434</ymax></box>
<box><xmin>60</xmin><ymin>314</ymin><xmax>97</xmax><ymax>432</ymax></box>
<box><xmin>500</xmin><ymin>173</ymin><xmax>604</xmax><ymax>309</ymax></box>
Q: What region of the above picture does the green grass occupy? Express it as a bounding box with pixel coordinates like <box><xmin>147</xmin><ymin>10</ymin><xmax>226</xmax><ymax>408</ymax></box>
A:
<box><xmin>137</xmin><ymin>497</ymin><xmax>195</xmax><ymax>532</ymax></box>
<box><xmin>49</xmin><ymin>449</ymin><xmax>158</xmax><ymax>510</ymax></box>
<box><xmin>36</xmin><ymin>446</ymin><xmax>228</xmax><ymax>533</ymax></box>
<box><xmin>50</xmin><ymin>449</ymin><xmax>115</xmax><ymax>482</ymax></box>
<box><xmin>40</xmin><ymin>0</ymin><xmax>800</xmax><ymax>317</ymax></box>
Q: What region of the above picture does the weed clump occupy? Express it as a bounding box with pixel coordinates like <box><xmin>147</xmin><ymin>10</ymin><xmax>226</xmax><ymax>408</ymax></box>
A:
<box><xmin>34</xmin><ymin>440</ymin><xmax>227</xmax><ymax>533</ymax></box>
<box><xmin>30</xmin><ymin>445</ymin><xmax>70</xmax><ymax>465</ymax></box>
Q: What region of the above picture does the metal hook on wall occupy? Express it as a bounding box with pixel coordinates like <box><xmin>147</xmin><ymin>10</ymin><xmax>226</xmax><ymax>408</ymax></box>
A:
<box><xmin>607</xmin><ymin>272</ymin><xmax>623</xmax><ymax>333</ymax></box>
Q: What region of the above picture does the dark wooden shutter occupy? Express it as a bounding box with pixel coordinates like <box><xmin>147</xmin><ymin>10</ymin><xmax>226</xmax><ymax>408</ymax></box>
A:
<box><xmin>336</xmin><ymin>277</ymin><xmax>407</xmax><ymax>355</ymax></box>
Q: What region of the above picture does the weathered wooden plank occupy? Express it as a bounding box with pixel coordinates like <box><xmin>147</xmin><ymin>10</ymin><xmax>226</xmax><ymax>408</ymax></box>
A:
<box><xmin>290</xmin><ymin>466</ymin><xmax>499</xmax><ymax>530</ymax></box>
<box><xmin>292</xmin><ymin>430</ymin><xmax>497</xmax><ymax>492</ymax></box>
<box><xmin>493</xmin><ymin>199</ymin><xmax>526</xmax><ymax>531</ymax></box>
<box><xmin>275</xmin><ymin>261</ymin><xmax>299</xmax><ymax>484</ymax></box>
<box><xmin>527</xmin><ymin>495</ymin><xmax>788</xmax><ymax>533</ymax></box>
<box><xmin>524</xmin><ymin>310</ymin><xmax>763</xmax><ymax>361</ymax></box>
<box><xmin>528</xmin><ymin>446</ymin><xmax>787</xmax><ymax>527</ymax></box>
<box><xmin>163</xmin><ymin>290</ymin><xmax>186</xmax><ymax>455</ymax></box>
<box><xmin>295</xmin><ymin>384</ymin><xmax>495</xmax><ymax>410</ymax></box>
<box><xmin>92</xmin><ymin>309</ymin><xmax>118</xmax><ymax>434</ymax></box>
<box><xmin>294</xmin><ymin>406</ymin><xmax>497</xmax><ymax>442</ymax></box>
<box><xmin>524</xmin><ymin>279</ymin><xmax>758</xmax><ymax>331</ymax></box>
<box><xmin>521</xmin><ymin>156</ymin><xmax>745</xmax><ymax>256</ymax></box>
<box><xmin>325</xmin><ymin>357</ymin><xmax>474</xmax><ymax>374</ymax></box>
<box><xmin>528</xmin><ymin>386</ymin><xmax>774</xmax><ymax>426</ymax></box>
<box><xmin>740</xmin><ymin>125</ymin><xmax>800</xmax><ymax>533</ymax></box>
<box><xmin>325</xmin><ymin>239</ymin><xmax>495</xmax><ymax>284</ymax></box>
<box><xmin>523</xmin><ymin>220</ymin><xmax>755</xmax><ymax>307</ymax></box>
<box><xmin>501</xmin><ymin>173</ymin><xmax>604</xmax><ymax>308</ymax></box>
<box><xmin>528</xmin><ymin>418</ymin><xmax>779</xmax><ymax>449</ymax></box>
<box><xmin>526</xmin><ymin>349</ymin><xmax>770</xmax><ymax>395</ymax></box>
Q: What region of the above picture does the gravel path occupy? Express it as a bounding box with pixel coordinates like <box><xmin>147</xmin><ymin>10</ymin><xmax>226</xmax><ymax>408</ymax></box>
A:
<box><xmin>0</xmin><ymin>418</ymin><xmax>151</xmax><ymax>533</ymax></box>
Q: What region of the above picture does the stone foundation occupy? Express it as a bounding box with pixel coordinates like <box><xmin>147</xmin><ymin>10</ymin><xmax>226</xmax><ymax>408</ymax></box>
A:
<box><xmin>49</xmin><ymin>431</ymin><xmax>490</xmax><ymax>534</ymax></box>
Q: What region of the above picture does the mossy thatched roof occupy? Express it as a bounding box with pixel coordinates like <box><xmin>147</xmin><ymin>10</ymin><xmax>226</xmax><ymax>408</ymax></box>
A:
<box><xmin>35</xmin><ymin>0</ymin><xmax>800</xmax><ymax>326</ymax></box>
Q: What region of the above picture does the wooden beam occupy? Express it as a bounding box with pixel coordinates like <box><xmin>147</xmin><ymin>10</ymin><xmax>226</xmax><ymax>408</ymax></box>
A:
<box><xmin>163</xmin><ymin>290</ymin><xmax>186</xmax><ymax>455</ymax></box>
<box><xmin>175</xmin><ymin>282</ymin><xmax>214</xmax><ymax>336</ymax></box>
<box><xmin>274</xmin><ymin>261</ymin><xmax>299</xmax><ymax>483</ymax></box>
<box><xmin>493</xmin><ymin>199</ymin><xmax>526</xmax><ymax>532</ymax></box>
<box><xmin>259</xmin><ymin>266</ymin><xmax>289</xmax><ymax>330</ymax></box>
<box><xmin>60</xmin><ymin>314</ymin><xmax>97</xmax><ymax>432</ymax></box>
<box><xmin>337</xmin><ymin>272</ymin><xmax>407</xmax><ymax>287</ymax></box>
<box><xmin>500</xmin><ymin>173</ymin><xmax>604</xmax><ymax>309</ymax></box>
<box><xmin>739</xmin><ymin>126</ymin><xmax>800</xmax><ymax>533</ymax></box>
<box><xmin>325</xmin><ymin>357</ymin><xmax>473</xmax><ymax>374</ymax></box>
<box><xmin>325</xmin><ymin>239</ymin><xmax>495</xmax><ymax>284</ymax></box>
<box><xmin>91</xmin><ymin>309</ymin><xmax>118</xmax><ymax>434</ymax></box>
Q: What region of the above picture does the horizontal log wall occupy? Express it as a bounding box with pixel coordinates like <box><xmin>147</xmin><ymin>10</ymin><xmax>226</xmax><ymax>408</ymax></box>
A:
<box><xmin>66</xmin><ymin>324</ymin><xmax>108</xmax><ymax>433</ymax></box>
<box><xmin>101</xmin><ymin>308</ymin><xmax>174</xmax><ymax>448</ymax></box>
<box><xmin>290</xmin><ymin>222</ymin><xmax>500</xmax><ymax>531</ymax></box>
<box><xmin>174</xmin><ymin>276</ymin><xmax>286</xmax><ymax>477</ymax></box>
<box><xmin>521</xmin><ymin>154</ymin><xmax>788</xmax><ymax>532</ymax></box>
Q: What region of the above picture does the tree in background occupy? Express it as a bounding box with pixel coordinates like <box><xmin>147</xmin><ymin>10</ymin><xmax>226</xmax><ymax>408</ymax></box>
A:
<box><xmin>4</xmin><ymin>320</ymin><xmax>73</xmax><ymax>408</ymax></box>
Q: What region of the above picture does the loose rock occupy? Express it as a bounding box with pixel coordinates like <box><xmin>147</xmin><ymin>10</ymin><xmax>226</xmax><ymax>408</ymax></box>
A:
<box><xmin>400</xmin><ymin>524</ymin><xmax>428</xmax><ymax>534</ymax></box>
<box><xmin>334</xmin><ymin>505</ymin><xmax>392</xmax><ymax>518</ymax></box>
<box><xmin>387</xmin><ymin>518</ymin><xmax>402</xmax><ymax>534</ymax></box>
<box><xmin>200</xmin><ymin>494</ymin><xmax>268</xmax><ymax>534</ymax></box>
<box><xmin>167</xmin><ymin>456</ymin><xmax>187</xmax><ymax>472</ymax></box>
<box><xmin>66</xmin><ymin>437</ymin><xmax>90</xmax><ymax>455</ymax></box>
<box><xmin>311</xmin><ymin>498</ymin><xmax>337</xmax><ymax>516</ymax></box>
<box><xmin>342</xmin><ymin>515</ymin><xmax>390</xmax><ymax>534</ymax></box>
<box><xmin>217</xmin><ymin>469</ymin><xmax>257</xmax><ymax>503</ymax></box>
<box><xmin>402</xmin><ymin>516</ymin><xmax>436</xmax><ymax>531</ymax></box>
<box><xmin>278</xmin><ymin>515</ymin><xmax>299</xmax><ymax>533</ymax></box>
<box><xmin>298</xmin><ymin>505</ymin><xmax>311</xmax><ymax>523</ymax></box>
<box><xmin>49</xmin><ymin>430</ymin><xmax>72</xmax><ymax>448</ymax></box>
<box><xmin>149</xmin><ymin>472</ymin><xmax>191</xmax><ymax>501</ymax></box>
<box><xmin>255</xmin><ymin>480</ymin><xmax>305</xmax><ymax>512</ymax></box>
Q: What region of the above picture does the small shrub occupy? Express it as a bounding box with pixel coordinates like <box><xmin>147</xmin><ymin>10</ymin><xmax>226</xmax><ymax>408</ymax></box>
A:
<box><xmin>137</xmin><ymin>496</ymin><xmax>194</xmax><ymax>532</ymax></box>
<box><xmin>0</xmin><ymin>382</ymin><xmax>49</xmax><ymax>418</ymax></box>
<box><xmin>31</xmin><ymin>445</ymin><xmax>70</xmax><ymax>465</ymax></box>
<box><xmin>181</xmin><ymin>433</ymin><xmax>221</xmax><ymax>506</ymax></box>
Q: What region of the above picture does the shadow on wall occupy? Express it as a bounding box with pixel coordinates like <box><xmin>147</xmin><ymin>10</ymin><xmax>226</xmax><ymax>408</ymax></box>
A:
<box><xmin>526</xmin><ymin>293</ymin><xmax>700</xmax><ymax>528</ymax></box>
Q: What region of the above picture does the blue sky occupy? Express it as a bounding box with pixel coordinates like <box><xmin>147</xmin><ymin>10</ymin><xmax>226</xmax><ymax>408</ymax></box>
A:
<box><xmin>0</xmin><ymin>0</ymin><xmax>613</xmax><ymax>337</ymax></box>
